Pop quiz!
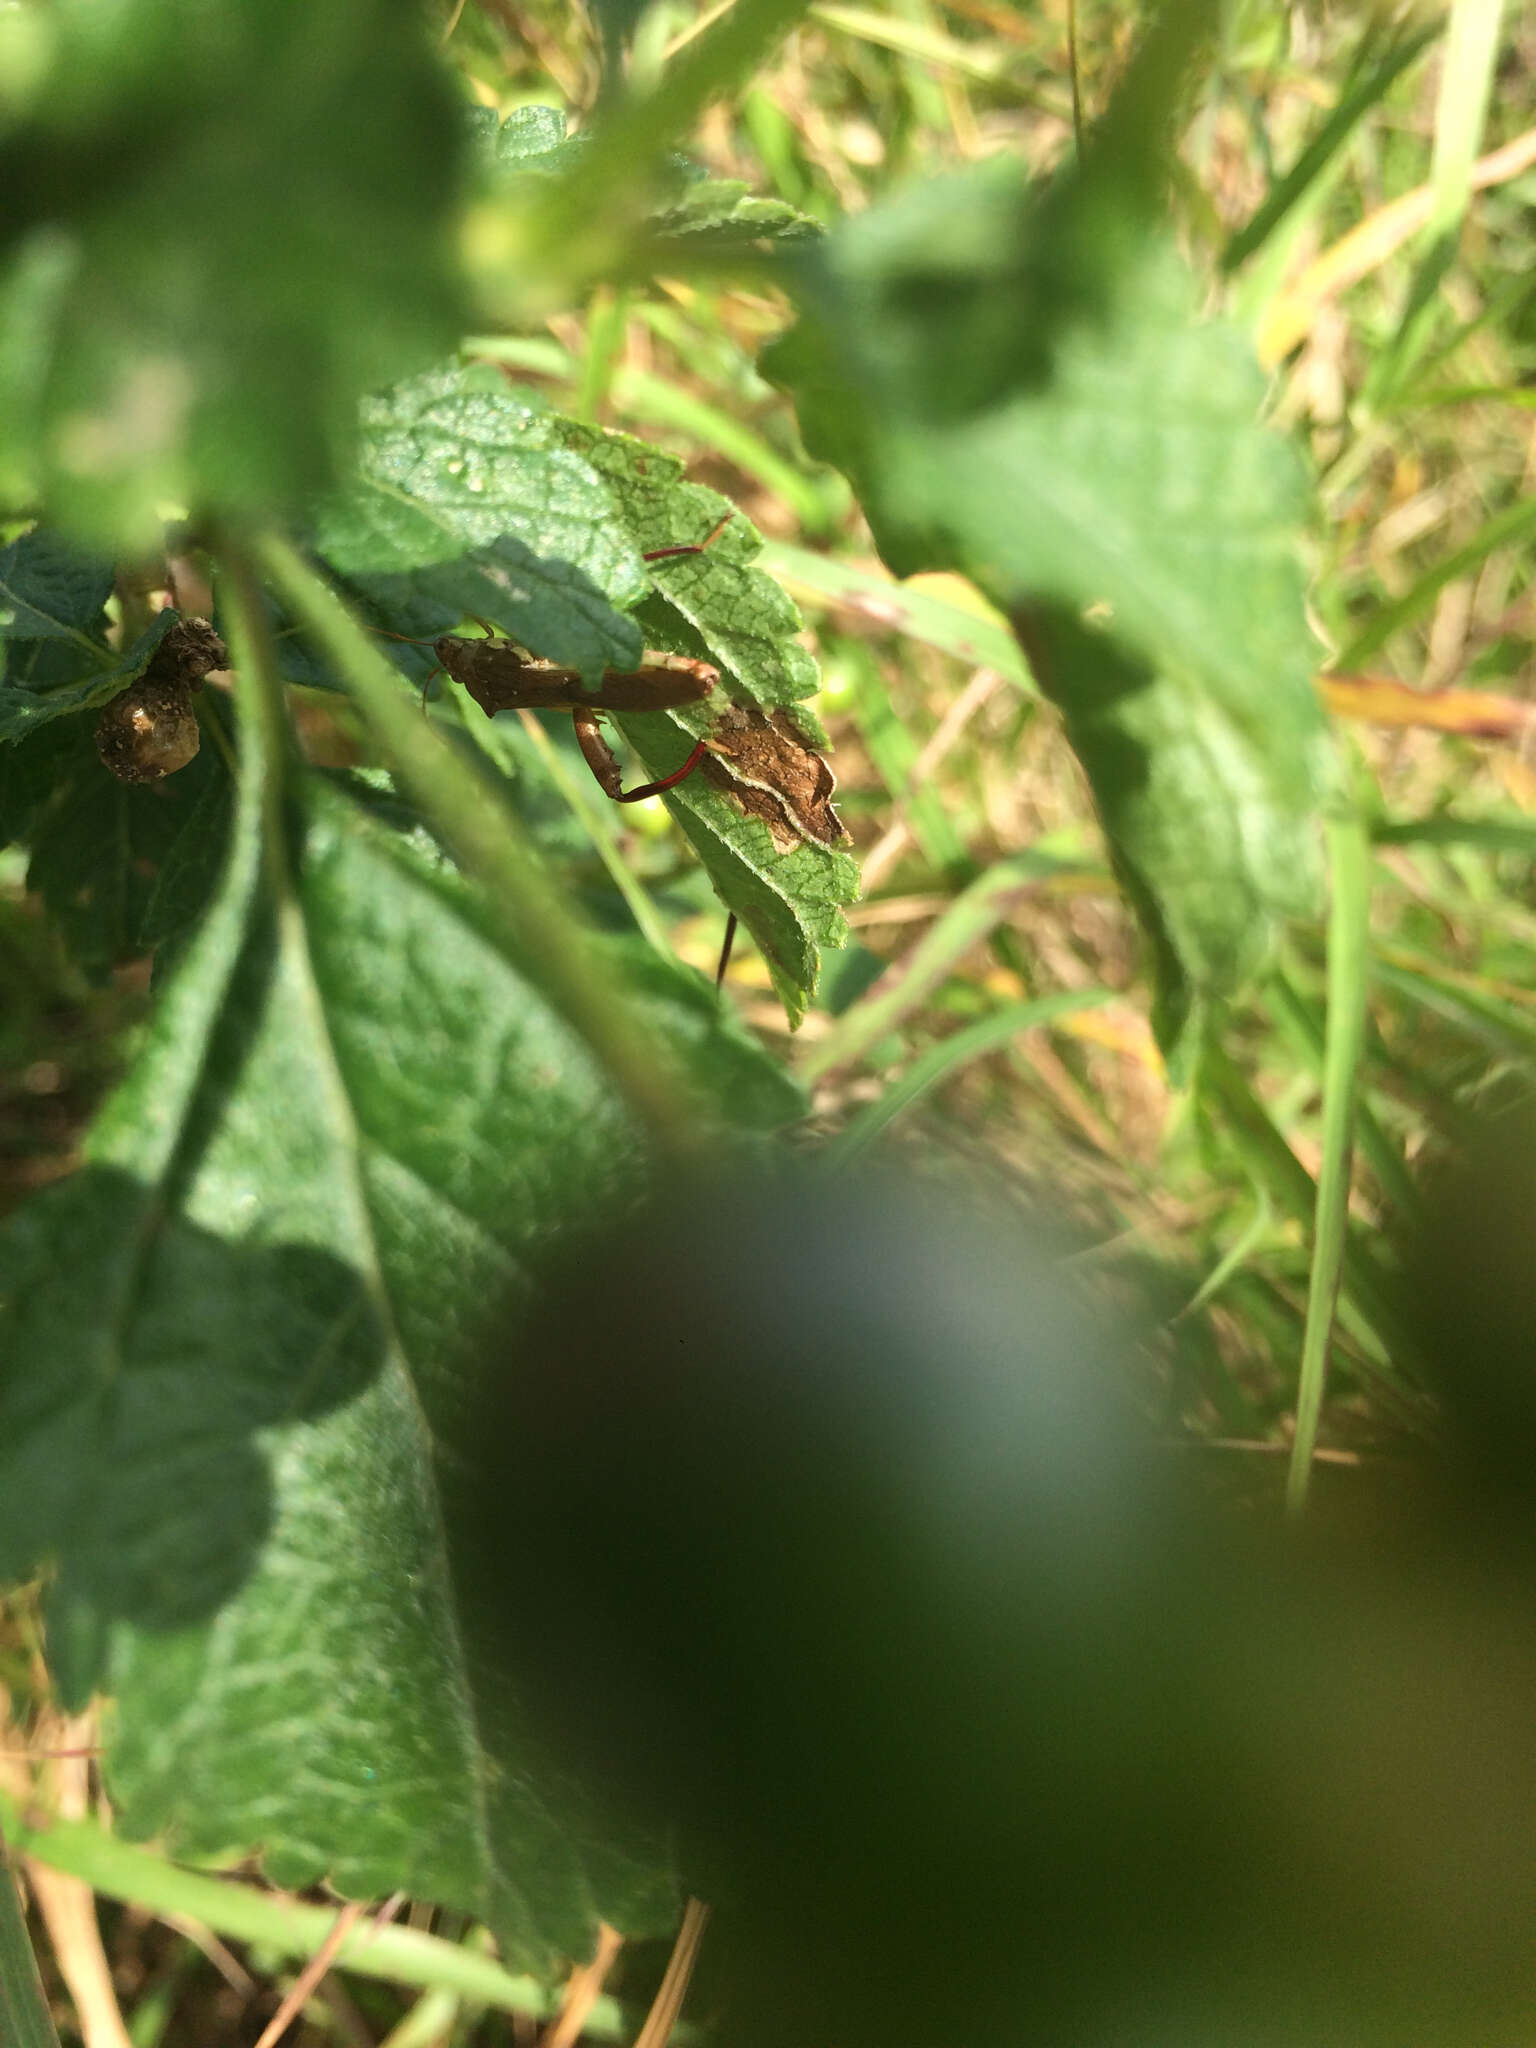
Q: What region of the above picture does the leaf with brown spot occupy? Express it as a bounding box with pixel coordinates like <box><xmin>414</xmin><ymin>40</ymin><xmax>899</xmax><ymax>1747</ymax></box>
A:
<box><xmin>702</xmin><ymin>706</ymin><xmax>847</xmax><ymax>851</ymax></box>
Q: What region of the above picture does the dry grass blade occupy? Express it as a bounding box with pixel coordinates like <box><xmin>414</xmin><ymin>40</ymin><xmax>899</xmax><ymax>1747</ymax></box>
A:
<box><xmin>24</xmin><ymin>1867</ymin><xmax>130</xmax><ymax>2048</ymax></box>
<box><xmin>536</xmin><ymin>1921</ymin><xmax>623</xmax><ymax>2048</ymax></box>
<box><xmin>1260</xmin><ymin>122</ymin><xmax>1536</xmax><ymax>362</ymax></box>
<box><xmin>860</xmin><ymin>666</ymin><xmax>1005</xmax><ymax>893</ymax></box>
<box><xmin>1321</xmin><ymin>671</ymin><xmax>1535</xmax><ymax>739</ymax></box>
<box><xmin>251</xmin><ymin>1899</ymin><xmax>367</xmax><ymax>2048</ymax></box>
<box><xmin>632</xmin><ymin>1899</ymin><xmax>710</xmax><ymax>2048</ymax></box>
<box><xmin>4</xmin><ymin>1711</ymin><xmax>129</xmax><ymax>2048</ymax></box>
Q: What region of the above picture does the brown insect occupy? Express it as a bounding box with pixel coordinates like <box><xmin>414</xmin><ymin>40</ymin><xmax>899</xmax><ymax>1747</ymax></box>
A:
<box><xmin>387</xmin><ymin>513</ymin><xmax>846</xmax><ymax>987</ymax></box>
<box><xmin>439</xmin><ymin>636</ymin><xmax>721</xmax><ymax>803</ymax></box>
<box><xmin>406</xmin><ymin>513</ymin><xmax>734</xmax><ymax>804</ymax></box>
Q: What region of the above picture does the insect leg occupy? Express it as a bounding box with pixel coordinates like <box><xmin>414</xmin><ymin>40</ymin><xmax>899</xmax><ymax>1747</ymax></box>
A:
<box><xmin>640</xmin><ymin>512</ymin><xmax>734</xmax><ymax>564</ymax></box>
<box><xmin>572</xmin><ymin>707</ymin><xmax>710</xmax><ymax>803</ymax></box>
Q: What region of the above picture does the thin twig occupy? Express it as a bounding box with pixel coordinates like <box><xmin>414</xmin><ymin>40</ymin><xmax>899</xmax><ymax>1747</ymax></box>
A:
<box><xmin>632</xmin><ymin>1899</ymin><xmax>710</xmax><ymax>2048</ymax></box>
<box><xmin>251</xmin><ymin>1899</ymin><xmax>367</xmax><ymax>2048</ymax></box>
<box><xmin>537</xmin><ymin>1923</ymin><xmax>623</xmax><ymax>2048</ymax></box>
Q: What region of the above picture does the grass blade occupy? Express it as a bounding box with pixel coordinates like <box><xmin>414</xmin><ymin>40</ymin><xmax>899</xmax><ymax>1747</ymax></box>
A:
<box><xmin>825</xmin><ymin>987</ymin><xmax>1114</xmax><ymax>1165</ymax></box>
<box><xmin>800</xmin><ymin>851</ymin><xmax>1091</xmax><ymax>1083</ymax></box>
<box><xmin>0</xmin><ymin>1827</ymin><xmax>61</xmax><ymax>2048</ymax></box>
<box><xmin>1334</xmin><ymin>490</ymin><xmax>1536</xmax><ymax>670</ymax></box>
<box><xmin>757</xmin><ymin>541</ymin><xmax>1033</xmax><ymax>683</ymax></box>
<box><xmin>1286</xmin><ymin>812</ymin><xmax>1373</xmax><ymax>1514</ymax></box>
<box><xmin>1367</xmin><ymin>0</ymin><xmax>1508</xmax><ymax>401</ymax></box>
<box><xmin>0</xmin><ymin>1799</ymin><xmax>633</xmax><ymax>2038</ymax></box>
<box><xmin>1222</xmin><ymin>19</ymin><xmax>1438</xmax><ymax>272</ymax></box>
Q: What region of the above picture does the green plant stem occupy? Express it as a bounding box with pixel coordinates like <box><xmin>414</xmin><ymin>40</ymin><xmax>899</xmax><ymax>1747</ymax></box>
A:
<box><xmin>1286</xmin><ymin>812</ymin><xmax>1372</xmax><ymax>1514</ymax></box>
<box><xmin>256</xmin><ymin>534</ymin><xmax>700</xmax><ymax>1157</ymax></box>
<box><xmin>0</xmin><ymin>1827</ymin><xmax>61</xmax><ymax>2048</ymax></box>
<box><xmin>0</xmin><ymin>1799</ymin><xmax>629</xmax><ymax>2039</ymax></box>
<box><xmin>378</xmin><ymin>1982</ymin><xmax>463</xmax><ymax>2048</ymax></box>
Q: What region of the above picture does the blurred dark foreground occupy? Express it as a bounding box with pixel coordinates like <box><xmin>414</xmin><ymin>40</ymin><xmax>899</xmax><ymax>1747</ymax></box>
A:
<box><xmin>455</xmin><ymin>1137</ymin><xmax>1536</xmax><ymax>2048</ymax></box>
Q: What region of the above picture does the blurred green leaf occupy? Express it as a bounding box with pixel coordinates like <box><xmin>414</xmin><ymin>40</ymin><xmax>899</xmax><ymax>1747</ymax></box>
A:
<box><xmin>0</xmin><ymin>0</ymin><xmax>465</xmax><ymax>544</ymax></box>
<box><xmin>0</xmin><ymin>1828</ymin><xmax>58</xmax><ymax>2048</ymax></box>
<box><xmin>472</xmin><ymin>102</ymin><xmax>585</xmax><ymax>178</ymax></box>
<box><xmin>766</xmin><ymin>142</ymin><xmax>1335</xmax><ymax>1063</ymax></box>
<box><xmin>506</xmin><ymin>0</ymin><xmax>818</xmax><ymax>296</ymax></box>
<box><xmin>474</xmin><ymin>103</ymin><xmax>820</xmax><ymax>251</ymax></box>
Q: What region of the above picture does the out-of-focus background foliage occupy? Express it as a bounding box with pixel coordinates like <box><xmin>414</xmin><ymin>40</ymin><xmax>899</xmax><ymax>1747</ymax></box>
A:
<box><xmin>11</xmin><ymin>0</ymin><xmax>1535</xmax><ymax>1446</ymax></box>
<box><xmin>3</xmin><ymin>0</ymin><xmax>1536</xmax><ymax>2040</ymax></box>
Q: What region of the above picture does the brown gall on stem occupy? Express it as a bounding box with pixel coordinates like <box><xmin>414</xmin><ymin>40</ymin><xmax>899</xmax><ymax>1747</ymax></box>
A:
<box><xmin>94</xmin><ymin>616</ymin><xmax>229</xmax><ymax>783</ymax></box>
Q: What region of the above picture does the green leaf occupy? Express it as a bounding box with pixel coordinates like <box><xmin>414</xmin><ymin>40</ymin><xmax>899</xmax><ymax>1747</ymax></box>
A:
<box><xmin>313</xmin><ymin>364</ymin><xmax>856</xmax><ymax>1019</ymax></box>
<box><xmin>550</xmin><ymin>419</ymin><xmax>822</xmax><ymax>715</ymax></box>
<box><xmin>0</xmin><ymin>527</ymin><xmax>112</xmax><ymax>640</ymax></box>
<box><xmin>0</xmin><ymin>1827</ymin><xmax>59</xmax><ymax>2048</ymax></box>
<box><xmin>0</xmin><ymin>680</ymin><xmax>800</xmax><ymax>1959</ymax></box>
<box><xmin>347</xmin><ymin>538</ymin><xmax>645</xmax><ymax>687</ymax></box>
<box><xmin>472</xmin><ymin>103</ymin><xmax>584</xmax><ymax>178</ymax></box>
<box><xmin>647</xmin><ymin>178</ymin><xmax>823</xmax><ymax>251</ymax></box>
<box><xmin>617</xmin><ymin>703</ymin><xmax>859</xmax><ymax>1025</ymax></box>
<box><xmin>764</xmin><ymin>145</ymin><xmax>1335</xmax><ymax>1065</ymax></box>
<box><xmin>538</xmin><ymin>422</ymin><xmax>855</xmax><ymax>1020</ymax></box>
<box><xmin>0</xmin><ymin>0</ymin><xmax>465</xmax><ymax>546</ymax></box>
<box><xmin>472</xmin><ymin>105</ymin><xmax>820</xmax><ymax>244</ymax></box>
<box><xmin>0</xmin><ymin>692</ymin><xmax>232</xmax><ymax>974</ymax></box>
<box><xmin>0</xmin><ymin>610</ymin><xmax>177</xmax><ymax>743</ymax></box>
<box><xmin>313</xmin><ymin>363</ymin><xmax>648</xmax><ymax>681</ymax></box>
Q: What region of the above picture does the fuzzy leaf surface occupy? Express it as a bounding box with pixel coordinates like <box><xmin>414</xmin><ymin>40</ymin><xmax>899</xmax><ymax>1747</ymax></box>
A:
<box><xmin>0</xmin><ymin>694</ymin><xmax>799</xmax><ymax>1962</ymax></box>
<box><xmin>473</xmin><ymin>106</ymin><xmax>820</xmax><ymax>246</ymax></box>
